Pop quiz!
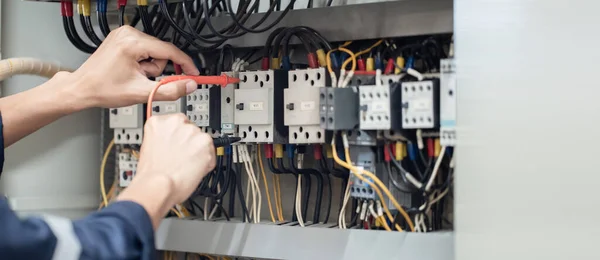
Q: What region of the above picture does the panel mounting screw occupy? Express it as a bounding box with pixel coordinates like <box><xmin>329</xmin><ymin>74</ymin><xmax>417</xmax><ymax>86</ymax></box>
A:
<box><xmin>286</xmin><ymin>103</ymin><xmax>294</xmax><ymax>110</ymax></box>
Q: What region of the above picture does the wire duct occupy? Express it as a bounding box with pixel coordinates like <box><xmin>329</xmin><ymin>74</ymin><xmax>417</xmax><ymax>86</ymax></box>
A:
<box><xmin>0</xmin><ymin>58</ymin><xmax>74</xmax><ymax>82</ymax></box>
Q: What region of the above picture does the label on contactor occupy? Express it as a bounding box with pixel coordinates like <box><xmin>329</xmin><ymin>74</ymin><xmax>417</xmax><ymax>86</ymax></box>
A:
<box><xmin>300</xmin><ymin>101</ymin><xmax>315</xmax><ymax>111</ymax></box>
<box><xmin>196</xmin><ymin>104</ymin><xmax>208</xmax><ymax>112</ymax></box>
<box><xmin>249</xmin><ymin>102</ymin><xmax>264</xmax><ymax>111</ymax></box>
<box><xmin>371</xmin><ymin>102</ymin><xmax>387</xmax><ymax>112</ymax></box>
<box><xmin>222</xmin><ymin>123</ymin><xmax>233</xmax><ymax>130</ymax></box>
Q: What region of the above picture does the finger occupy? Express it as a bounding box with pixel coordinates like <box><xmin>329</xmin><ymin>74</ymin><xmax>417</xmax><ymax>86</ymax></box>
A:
<box><xmin>139</xmin><ymin>59</ymin><xmax>168</xmax><ymax>77</ymax></box>
<box><xmin>135</xmin><ymin>36</ymin><xmax>199</xmax><ymax>76</ymax></box>
<box><xmin>147</xmin><ymin>80</ymin><xmax>197</xmax><ymax>101</ymax></box>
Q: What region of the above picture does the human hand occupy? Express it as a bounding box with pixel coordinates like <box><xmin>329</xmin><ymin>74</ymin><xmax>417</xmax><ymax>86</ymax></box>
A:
<box><xmin>117</xmin><ymin>114</ymin><xmax>215</xmax><ymax>227</ymax></box>
<box><xmin>67</xmin><ymin>26</ymin><xmax>200</xmax><ymax>108</ymax></box>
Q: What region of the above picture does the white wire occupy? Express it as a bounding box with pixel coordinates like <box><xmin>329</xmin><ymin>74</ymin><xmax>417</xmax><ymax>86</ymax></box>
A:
<box><xmin>425</xmin><ymin>146</ymin><xmax>447</xmax><ymax>191</ymax></box>
<box><xmin>407</xmin><ymin>68</ymin><xmax>424</xmax><ymax>81</ymax></box>
<box><xmin>243</xmin><ymin>145</ymin><xmax>262</xmax><ymax>223</ymax></box>
<box><xmin>203</xmin><ymin>198</ymin><xmax>209</xmax><ymax>221</ymax></box>
<box><xmin>329</xmin><ymin>71</ymin><xmax>338</xmax><ymax>88</ymax></box>
<box><xmin>338</xmin><ymin>69</ymin><xmax>346</xmax><ymax>87</ymax></box>
<box><xmin>295</xmin><ymin>175</ymin><xmax>305</xmax><ymax>227</ymax></box>
<box><xmin>338</xmin><ymin>180</ymin><xmax>352</xmax><ymax>229</ymax></box>
<box><xmin>240</xmin><ymin>145</ymin><xmax>258</xmax><ymax>223</ymax></box>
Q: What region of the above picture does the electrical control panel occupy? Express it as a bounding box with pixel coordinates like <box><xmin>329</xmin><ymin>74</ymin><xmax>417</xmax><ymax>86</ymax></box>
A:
<box><xmin>118</xmin><ymin>152</ymin><xmax>138</xmax><ymax>187</ymax></box>
<box><xmin>284</xmin><ymin>68</ymin><xmax>327</xmax><ymax>144</ymax></box>
<box><xmin>235</xmin><ymin>70</ymin><xmax>288</xmax><ymax>143</ymax></box>
<box><xmin>109</xmin><ymin>104</ymin><xmax>143</xmax><ymax>129</ymax></box>
<box><xmin>401</xmin><ymin>79</ymin><xmax>440</xmax><ymax>129</ymax></box>
<box><xmin>440</xmin><ymin>59</ymin><xmax>456</xmax><ymax>146</ymax></box>
<box><xmin>319</xmin><ymin>87</ymin><xmax>359</xmax><ymax>130</ymax></box>
<box><xmin>152</xmin><ymin>98</ymin><xmax>186</xmax><ymax>116</ymax></box>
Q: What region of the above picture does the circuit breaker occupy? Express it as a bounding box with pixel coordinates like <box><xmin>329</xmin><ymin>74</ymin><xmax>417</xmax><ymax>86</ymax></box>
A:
<box><xmin>349</xmin><ymin>147</ymin><xmax>377</xmax><ymax>200</ymax></box>
<box><xmin>235</xmin><ymin>70</ymin><xmax>288</xmax><ymax>143</ymax></box>
<box><xmin>284</xmin><ymin>68</ymin><xmax>327</xmax><ymax>144</ymax></box>
<box><xmin>118</xmin><ymin>152</ymin><xmax>138</xmax><ymax>187</ymax></box>
<box><xmin>110</xmin><ymin>104</ymin><xmax>144</xmax><ymax>145</ymax></box>
<box><xmin>319</xmin><ymin>87</ymin><xmax>359</xmax><ymax>130</ymax></box>
<box><xmin>186</xmin><ymin>87</ymin><xmax>210</xmax><ymax>127</ymax></box>
<box><xmin>440</xmin><ymin>59</ymin><xmax>456</xmax><ymax>146</ymax></box>
<box><xmin>219</xmin><ymin>71</ymin><xmax>238</xmax><ymax>135</ymax></box>
<box><xmin>401</xmin><ymin>79</ymin><xmax>440</xmax><ymax>129</ymax></box>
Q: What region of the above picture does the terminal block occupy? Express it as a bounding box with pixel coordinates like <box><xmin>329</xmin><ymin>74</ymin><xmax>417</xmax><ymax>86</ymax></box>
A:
<box><xmin>118</xmin><ymin>152</ymin><xmax>138</xmax><ymax>187</ymax></box>
<box><xmin>152</xmin><ymin>98</ymin><xmax>186</xmax><ymax>116</ymax></box>
<box><xmin>284</xmin><ymin>68</ymin><xmax>327</xmax><ymax>144</ymax></box>
<box><xmin>219</xmin><ymin>71</ymin><xmax>238</xmax><ymax>135</ymax></box>
<box><xmin>359</xmin><ymin>84</ymin><xmax>403</xmax><ymax>130</ymax></box>
<box><xmin>109</xmin><ymin>104</ymin><xmax>143</xmax><ymax>129</ymax></box>
<box><xmin>235</xmin><ymin>70</ymin><xmax>288</xmax><ymax>143</ymax></box>
<box><xmin>401</xmin><ymin>79</ymin><xmax>440</xmax><ymax>129</ymax></box>
<box><xmin>319</xmin><ymin>87</ymin><xmax>359</xmax><ymax>130</ymax></box>
<box><xmin>348</xmin><ymin>75</ymin><xmax>376</xmax><ymax>86</ymax></box>
<box><xmin>440</xmin><ymin>59</ymin><xmax>456</xmax><ymax>146</ymax></box>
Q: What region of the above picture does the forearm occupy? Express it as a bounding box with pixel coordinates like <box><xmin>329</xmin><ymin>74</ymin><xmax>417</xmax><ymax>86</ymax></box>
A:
<box><xmin>0</xmin><ymin>72</ymin><xmax>89</xmax><ymax>147</ymax></box>
<box><xmin>117</xmin><ymin>174</ymin><xmax>176</xmax><ymax>229</ymax></box>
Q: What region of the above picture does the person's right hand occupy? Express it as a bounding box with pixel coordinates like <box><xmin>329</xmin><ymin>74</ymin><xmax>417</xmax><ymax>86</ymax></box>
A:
<box><xmin>137</xmin><ymin>114</ymin><xmax>216</xmax><ymax>204</ymax></box>
<box><xmin>117</xmin><ymin>114</ymin><xmax>215</xmax><ymax>228</ymax></box>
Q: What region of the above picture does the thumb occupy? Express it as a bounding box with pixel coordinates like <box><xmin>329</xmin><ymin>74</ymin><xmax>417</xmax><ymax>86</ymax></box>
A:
<box><xmin>151</xmin><ymin>80</ymin><xmax>197</xmax><ymax>101</ymax></box>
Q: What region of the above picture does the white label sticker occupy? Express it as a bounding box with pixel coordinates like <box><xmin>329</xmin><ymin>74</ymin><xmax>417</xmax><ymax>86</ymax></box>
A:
<box><xmin>300</xmin><ymin>101</ymin><xmax>315</xmax><ymax>111</ymax></box>
<box><xmin>411</xmin><ymin>98</ymin><xmax>432</xmax><ymax>111</ymax></box>
<box><xmin>222</xmin><ymin>123</ymin><xmax>233</xmax><ymax>130</ymax></box>
<box><xmin>371</xmin><ymin>102</ymin><xmax>387</xmax><ymax>112</ymax></box>
<box><xmin>165</xmin><ymin>104</ymin><xmax>177</xmax><ymax>113</ymax></box>
<box><xmin>121</xmin><ymin>107</ymin><xmax>133</xmax><ymax>115</ymax></box>
<box><xmin>250</xmin><ymin>102</ymin><xmax>264</xmax><ymax>111</ymax></box>
<box><xmin>196</xmin><ymin>104</ymin><xmax>208</xmax><ymax>112</ymax></box>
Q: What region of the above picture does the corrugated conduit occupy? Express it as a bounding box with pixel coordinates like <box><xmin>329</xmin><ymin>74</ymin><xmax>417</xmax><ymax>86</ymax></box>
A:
<box><xmin>0</xmin><ymin>58</ymin><xmax>73</xmax><ymax>82</ymax></box>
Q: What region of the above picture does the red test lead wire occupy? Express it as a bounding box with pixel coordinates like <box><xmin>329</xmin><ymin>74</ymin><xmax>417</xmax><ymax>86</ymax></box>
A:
<box><xmin>146</xmin><ymin>74</ymin><xmax>240</xmax><ymax>117</ymax></box>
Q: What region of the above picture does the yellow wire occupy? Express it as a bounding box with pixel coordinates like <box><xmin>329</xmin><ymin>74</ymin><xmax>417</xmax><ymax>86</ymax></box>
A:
<box><xmin>332</xmin><ymin>146</ymin><xmax>396</xmax><ymax>231</ymax></box>
<box><xmin>100</xmin><ymin>139</ymin><xmax>115</xmax><ymax>207</ymax></box>
<box><xmin>169</xmin><ymin>208</ymin><xmax>183</xmax><ymax>218</ymax></box>
<box><xmin>276</xmin><ymin>175</ymin><xmax>284</xmax><ymax>221</ymax></box>
<box><xmin>343</xmin><ymin>39</ymin><xmax>384</xmax><ymax>67</ymax></box>
<box><xmin>379</xmin><ymin>216</ymin><xmax>392</xmax><ymax>231</ymax></box>
<box><xmin>342</xmin><ymin>147</ymin><xmax>414</xmax><ymax>231</ymax></box>
<box><xmin>257</xmin><ymin>145</ymin><xmax>276</xmax><ymax>223</ymax></box>
<box><xmin>338</xmin><ymin>47</ymin><xmax>357</xmax><ymax>72</ymax></box>
<box><xmin>339</xmin><ymin>41</ymin><xmax>353</xmax><ymax>48</ymax></box>
<box><xmin>272</xmin><ymin>174</ymin><xmax>284</xmax><ymax>221</ymax></box>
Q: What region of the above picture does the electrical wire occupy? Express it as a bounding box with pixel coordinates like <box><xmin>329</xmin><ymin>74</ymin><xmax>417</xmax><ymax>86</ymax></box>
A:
<box><xmin>257</xmin><ymin>145</ymin><xmax>276</xmax><ymax>223</ymax></box>
<box><xmin>331</xmin><ymin>132</ymin><xmax>415</xmax><ymax>231</ymax></box>
<box><xmin>100</xmin><ymin>139</ymin><xmax>115</xmax><ymax>207</ymax></box>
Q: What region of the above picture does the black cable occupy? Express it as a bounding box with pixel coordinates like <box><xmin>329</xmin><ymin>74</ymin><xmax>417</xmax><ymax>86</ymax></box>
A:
<box><xmin>119</xmin><ymin>6</ymin><xmax>126</xmax><ymax>26</ymax></box>
<box><xmin>228</xmin><ymin>167</ymin><xmax>237</xmax><ymax>217</ymax></box>
<box><xmin>235</xmin><ymin>163</ymin><xmax>250</xmax><ymax>222</ymax></box>
<box><xmin>214</xmin><ymin>200</ymin><xmax>231</xmax><ymax>221</ymax></box>
<box><xmin>307</xmin><ymin>0</ymin><xmax>313</xmax><ymax>9</ymax></box>
<box><xmin>81</xmin><ymin>15</ymin><xmax>102</xmax><ymax>46</ymax></box>
<box><xmin>160</xmin><ymin>0</ymin><xmax>227</xmax><ymax>49</ymax></box>
<box><xmin>139</xmin><ymin>5</ymin><xmax>156</xmax><ymax>35</ymax></box>
<box><xmin>323</xmin><ymin>174</ymin><xmax>332</xmax><ymax>224</ymax></box>
<box><xmin>288</xmin><ymin>147</ymin><xmax>323</xmax><ymax>224</ymax></box>
<box><xmin>66</xmin><ymin>16</ymin><xmax>96</xmax><ymax>53</ymax></box>
<box><xmin>223</xmin><ymin>0</ymin><xmax>286</xmax><ymax>34</ymax></box>
<box><xmin>276</xmin><ymin>158</ymin><xmax>299</xmax><ymax>221</ymax></box>
<box><xmin>62</xmin><ymin>17</ymin><xmax>94</xmax><ymax>53</ymax></box>
<box><xmin>326</xmin><ymin>0</ymin><xmax>334</xmax><ymax>6</ymax></box>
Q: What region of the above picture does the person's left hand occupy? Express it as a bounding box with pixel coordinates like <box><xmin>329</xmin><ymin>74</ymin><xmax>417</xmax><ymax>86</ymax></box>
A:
<box><xmin>63</xmin><ymin>26</ymin><xmax>199</xmax><ymax>109</ymax></box>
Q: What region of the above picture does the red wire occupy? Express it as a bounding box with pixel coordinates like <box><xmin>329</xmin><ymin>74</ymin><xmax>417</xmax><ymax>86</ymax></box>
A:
<box><xmin>146</xmin><ymin>74</ymin><xmax>240</xmax><ymax>118</ymax></box>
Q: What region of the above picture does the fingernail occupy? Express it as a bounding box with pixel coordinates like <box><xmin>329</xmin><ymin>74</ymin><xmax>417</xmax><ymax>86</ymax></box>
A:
<box><xmin>185</xmin><ymin>81</ymin><xmax>197</xmax><ymax>94</ymax></box>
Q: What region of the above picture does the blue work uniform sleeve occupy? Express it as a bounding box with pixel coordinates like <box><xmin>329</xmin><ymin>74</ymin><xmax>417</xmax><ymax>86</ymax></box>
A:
<box><xmin>0</xmin><ymin>112</ymin><xmax>157</xmax><ymax>260</ymax></box>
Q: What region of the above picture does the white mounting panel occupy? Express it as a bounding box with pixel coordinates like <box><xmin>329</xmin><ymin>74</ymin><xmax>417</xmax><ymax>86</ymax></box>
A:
<box><xmin>235</xmin><ymin>70</ymin><xmax>276</xmax><ymax>143</ymax></box>
<box><xmin>114</xmin><ymin>128</ymin><xmax>143</xmax><ymax>144</ymax></box>
<box><xmin>285</xmin><ymin>68</ymin><xmax>326</xmax><ymax>144</ymax></box>
<box><xmin>401</xmin><ymin>81</ymin><xmax>436</xmax><ymax>129</ymax></box>
<box><xmin>221</xmin><ymin>72</ymin><xmax>238</xmax><ymax>135</ymax></box>
<box><xmin>359</xmin><ymin>85</ymin><xmax>392</xmax><ymax>130</ymax></box>
<box><xmin>186</xmin><ymin>88</ymin><xmax>210</xmax><ymax>126</ymax></box>
<box><xmin>440</xmin><ymin>59</ymin><xmax>456</xmax><ymax>146</ymax></box>
<box><xmin>118</xmin><ymin>153</ymin><xmax>138</xmax><ymax>187</ymax></box>
<box><xmin>152</xmin><ymin>98</ymin><xmax>185</xmax><ymax>116</ymax></box>
<box><xmin>108</xmin><ymin>104</ymin><xmax>143</xmax><ymax>129</ymax></box>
